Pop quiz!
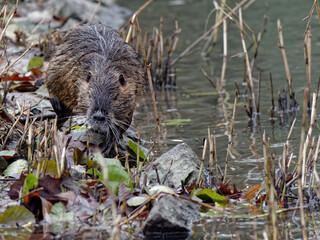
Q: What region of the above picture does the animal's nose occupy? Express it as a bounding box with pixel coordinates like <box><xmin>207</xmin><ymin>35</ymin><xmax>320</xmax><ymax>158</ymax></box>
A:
<box><xmin>92</xmin><ymin>112</ymin><xmax>106</xmax><ymax>122</ymax></box>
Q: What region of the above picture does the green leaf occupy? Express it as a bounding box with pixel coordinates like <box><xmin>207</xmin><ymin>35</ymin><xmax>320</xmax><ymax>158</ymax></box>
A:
<box><xmin>162</xmin><ymin>118</ymin><xmax>191</xmax><ymax>126</ymax></box>
<box><xmin>27</xmin><ymin>56</ymin><xmax>43</xmax><ymax>71</ymax></box>
<box><xmin>0</xmin><ymin>206</ymin><xmax>35</xmax><ymax>225</ymax></box>
<box><xmin>49</xmin><ymin>202</ymin><xmax>74</xmax><ymax>222</ymax></box>
<box><xmin>22</xmin><ymin>173</ymin><xmax>37</xmax><ymax>195</ymax></box>
<box><xmin>94</xmin><ymin>152</ymin><xmax>123</xmax><ymax>168</ymax></box>
<box><xmin>3</xmin><ymin>159</ymin><xmax>28</xmax><ymax>176</ymax></box>
<box><xmin>196</xmin><ymin>189</ymin><xmax>228</xmax><ymax>205</ymax></box>
<box><xmin>107</xmin><ymin>165</ymin><xmax>133</xmax><ymax>194</ymax></box>
<box><xmin>70</xmin><ymin>125</ymin><xmax>86</xmax><ymax>130</ymax></box>
<box><xmin>128</xmin><ymin>140</ymin><xmax>146</xmax><ymax>160</ymax></box>
<box><xmin>0</xmin><ymin>150</ymin><xmax>16</xmax><ymax>157</ymax></box>
<box><xmin>127</xmin><ymin>196</ymin><xmax>149</xmax><ymax>207</ymax></box>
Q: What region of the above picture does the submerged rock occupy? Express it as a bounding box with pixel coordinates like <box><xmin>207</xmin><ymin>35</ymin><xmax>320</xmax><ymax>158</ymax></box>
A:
<box><xmin>142</xmin><ymin>194</ymin><xmax>200</xmax><ymax>239</ymax></box>
<box><xmin>153</xmin><ymin>143</ymin><xmax>208</xmax><ymax>188</ymax></box>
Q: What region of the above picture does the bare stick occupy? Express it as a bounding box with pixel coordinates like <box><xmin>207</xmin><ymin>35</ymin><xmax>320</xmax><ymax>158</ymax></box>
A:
<box><xmin>277</xmin><ymin>19</ymin><xmax>293</xmax><ymax>97</ymax></box>
<box><xmin>223</xmin><ymin>90</ymin><xmax>238</xmax><ymax>183</ymax></box>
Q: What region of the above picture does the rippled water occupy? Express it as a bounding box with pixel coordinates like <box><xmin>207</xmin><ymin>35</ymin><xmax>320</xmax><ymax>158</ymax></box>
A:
<box><xmin>118</xmin><ymin>0</ymin><xmax>320</xmax><ymax>238</ymax></box>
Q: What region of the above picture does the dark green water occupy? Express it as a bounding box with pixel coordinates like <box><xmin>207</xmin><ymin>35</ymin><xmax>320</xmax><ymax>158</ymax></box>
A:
<box><xmin>118</xmin><ymin>0</ymin><xmax>320</xmax><ymax>238</ymax></box>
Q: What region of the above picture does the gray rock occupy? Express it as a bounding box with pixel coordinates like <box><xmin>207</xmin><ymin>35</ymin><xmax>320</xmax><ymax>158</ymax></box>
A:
<box><xmin>153</xmin><ymin>143</ymin><xmax>208</xmax><ymax>188</ymax></box>
<box><xmin>142</xmin><ymin>194</ymin><xmax>200</xmax><ymax>238</ymax></box>
<box><xmin>47</xmin><ymin>0</ymin><xmax>131</xmax><ymax>29</ymax></box>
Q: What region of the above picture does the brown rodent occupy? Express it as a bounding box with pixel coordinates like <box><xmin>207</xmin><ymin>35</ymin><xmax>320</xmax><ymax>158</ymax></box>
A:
<box><xmin>45</xmin><ymin>24</ymin><xmax>145</xmax><ymax>153</ymax></box>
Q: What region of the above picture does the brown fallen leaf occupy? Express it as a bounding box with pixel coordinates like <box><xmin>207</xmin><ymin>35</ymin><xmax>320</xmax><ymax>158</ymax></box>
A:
<box><xmin>241</xmin><ymin>184</ymin><xmax>261</xmax><ymax>200</ymax></box>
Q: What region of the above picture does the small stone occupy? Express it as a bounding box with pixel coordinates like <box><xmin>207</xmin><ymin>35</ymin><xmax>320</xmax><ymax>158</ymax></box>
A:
<box><xmin>142</xmin><ymin>194</ymin><xmax>200</xmax><ymax>238</ymax></box>
<box><xmin>152</xmin><ymin>143</ymin><xmax>208</xmax><ymax>188</ymax></box>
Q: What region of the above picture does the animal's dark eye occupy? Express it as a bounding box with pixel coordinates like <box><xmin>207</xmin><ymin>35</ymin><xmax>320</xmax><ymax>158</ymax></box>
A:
<box><xmin>86</xmin><ymin>72</ymin><xmax>92</xmax><ymax>82</ymax></box>
<box><xmin>119</xmin><ymin>74</ymin><xmax>126</xmax><ymax>86</ymax></box>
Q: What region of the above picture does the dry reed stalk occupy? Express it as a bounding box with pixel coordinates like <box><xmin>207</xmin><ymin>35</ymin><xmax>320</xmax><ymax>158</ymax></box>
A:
<box><xmin>312</xmin><ymin>135</ymin><xmax>320</xmax><ymax>191</ymax></box>
<box><xmin>134</xmin><ymin>18</ymin><xmax>161</xmax><ymax>131</ymax></box>
<box><xmin>209</xmin><ymin>132</ymin><xmax>214</xmax><ymax>187</ymax></box>
<box><xmin>219</xmin><ymin>18</ymin><xmax>228</xmax><ymax>92</ymax></box>
<box><xmin>304</xmin><ymin>29</ymin><xmax>312</xmax><ymax>91</ymax></box>
<box><xmin>213</xmin><ymin>0</ymin><xmax>226</xmax><ymax>44</ymax></box>
<box><xmin>239</xmin><ymin>8</ymin><xmax>257</xmax><ymax>115</ymax></box>
<box><xmin>316</xmin><ymin>0</ymin><xmax>320</xmax><ymax>24</ymax></box>
<box><xmin>197</xmin><ymin>138</ymin><xmax>207</xmax><ymax>186</ymax></box>
<box><xmin>303</xmin><ymin>0</ymin><xmax>318</xmax><ymax>38</ymax></box>
<box><xmin>171</xmin><ymin>0</ymin><xmax>249</xmax><ymax>66</ymax></box>
<box><xmin>223</xmin><ymin>90</ymin><xmax>238</xmax><ymax>183</ymax></box>
<box><xmin>277</xmin><ymin>19</ymin><xmax>293</xmax><ymax>97</ymax></box>
<box><xmin>125</xmin><ymin>0</ymin><xmax>154</xmax><ymax>43</ymax></box>
<box><xmin>200</xmin><ymin>68</ymin><xmax>216</xmax><ymax>89</ymax></box>
<box><xmin>136</xmin><ymin>132</ymin><xmax>141</xmax><ymax>188</ymax></box>
<box><xmin>302</xmin><ymin>92</ymin><xmax>317</xmax><ymax>186</ymax></box>
<box><xmin>0</xmin><ymin>43</ymin><xmax>34</xmax><ymax>76</ymax></box>
<box><xmin>0</xmin><ymin>1</ymin><xmax>17</xmax><ymax>42</ymax></box>
<box><xmin>262</xmin><ymin>132</ymin><xmax>278</xmax><ymax>240</ymax></box>
<box><xmin>257</xmin><ymin>72</ymin><xmax>261</xmax><ymax>113</ymax></box>
<box><xmin>1</xmin><ymin>107</ymin><xmax>24</xmax><ymax>150</ymax></box>
<box><xmin>213</xmin><ymin>131</ymin><xmax>220</xmax><ymax>183</ymax></box>
<box><xmin>250</xmin><ymin>16</ymin><xmax>267</xmax><ymax>71</ymax></box>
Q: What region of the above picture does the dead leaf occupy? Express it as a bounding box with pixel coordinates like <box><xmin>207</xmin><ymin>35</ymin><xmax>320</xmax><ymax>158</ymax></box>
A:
<box><xmin>242</xmin><ymin>184</ymin><xmax>261</xmax><ymax>200</ymax></box>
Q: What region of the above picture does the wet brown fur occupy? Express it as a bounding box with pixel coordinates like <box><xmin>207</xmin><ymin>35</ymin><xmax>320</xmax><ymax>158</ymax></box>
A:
<box><xmin>45</xmin><ymin>24</ymin><xmax>145</xmax><ymax>147</ymax></box>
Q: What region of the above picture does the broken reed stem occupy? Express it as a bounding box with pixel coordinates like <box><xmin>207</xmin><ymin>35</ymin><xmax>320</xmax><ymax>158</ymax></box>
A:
<box><xmin>220</xmin><ymin>18</ymin><xmax>228</xmax><ymax>92</ymax></box>
<box><xmin>277</xmin><ymin>19</ymin><xmax>293</xmax><ymax>97</ymax></box>
<box><xmin>133</xmin><ymin>18</ymin><xmax>161</xmax><ymax>132</ymax></box>
<box><xmin>171</xmin><ymin>0</ymin><xmax>249</xmax><ymax>66</ymax></box>
<box><xmin>223</xmin><ymin>90</ymin><xmax>238</xmax><ymax>183</ymax></box>
<box><xmin>197</xmin><ymin>138</ymin><xmax>207</xmax><ymax>186</ymax></box>
<box><xmin>302</xmin><ymin>92</ymin><xmax>317</xmax><ymax>186</ymax></box>
<box><xmin>239</xmin><ymin>8</ymin><xmax>257</xmax><ymax>115</ymax></box>
<box><xmin>125</xmin><ymin>0</ymin><xmax>154</xmax><ymax>43</ymax></box>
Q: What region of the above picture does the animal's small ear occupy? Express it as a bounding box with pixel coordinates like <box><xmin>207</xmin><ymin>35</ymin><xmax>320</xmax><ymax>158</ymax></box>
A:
<box><xmin>86</xmin><ymin>72</ymin><xmax>92</xmax><ymax>82</ymax></box>
<box><xmin>119</xmin><ymin>74</ymin><xmax>126</xmax><ymax>86</ymax></box>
